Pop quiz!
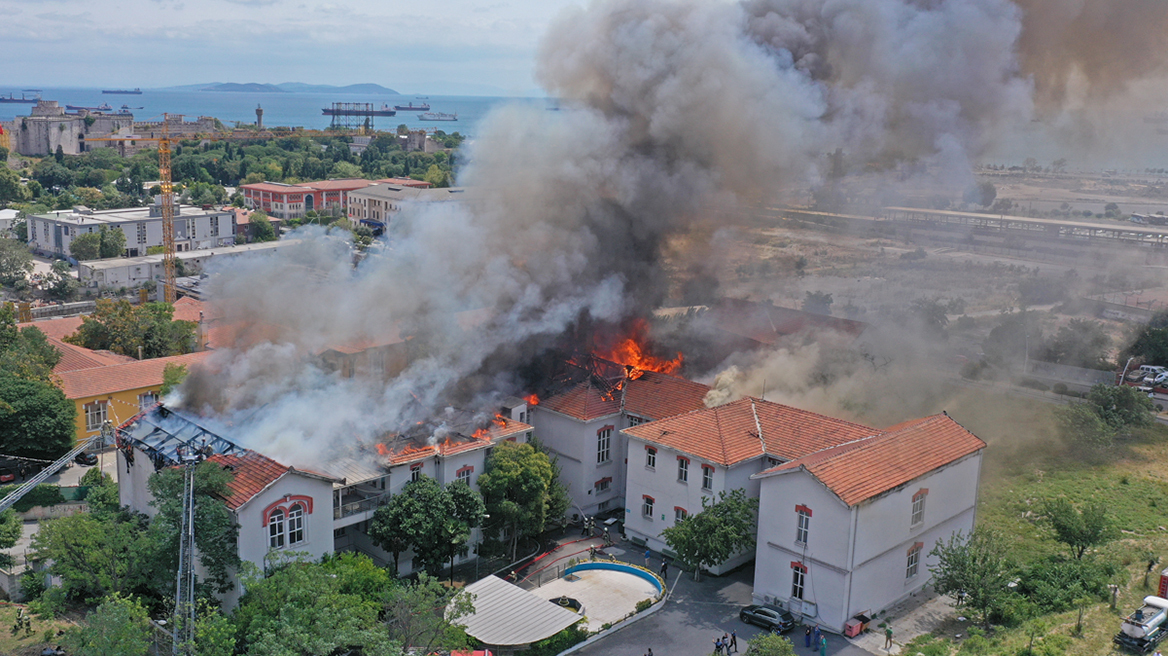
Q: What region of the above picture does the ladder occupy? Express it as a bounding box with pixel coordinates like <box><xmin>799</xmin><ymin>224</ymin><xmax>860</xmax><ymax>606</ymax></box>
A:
<box><xmin>0</xmin><ymin>430</ymin><xmax>107</xmax><ymax>514</ymax></box>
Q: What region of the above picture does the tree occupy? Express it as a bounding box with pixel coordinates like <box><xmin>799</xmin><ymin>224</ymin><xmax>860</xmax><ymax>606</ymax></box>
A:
<box><xmin>60</xmin><ymin>593</ymin><xmax>153</xmax><ymax>656</ymax></box>
<box><xmin>64</xmin><ymin>299</ymin><xmax>196</xmax><ymax>358</ymax></box>
<box><xmin>424</xmin><ymin>164</ymin><xmax>450</xmax><ymax>187</ymax></box>
<box><xmin>98</xmin><ymin>225</ymin><xmax>126</xmax><ymax>259</ymax></box>
<box><xmin>160</xmin><ymin>362</ymin><xmax>189</xmax><ymax>396</ymax></box>
<box><xmin>476</xmin><ymin>441</ymin><xmax>559</xmax><ymax>562</ymax></box>
<box><xmin>43</xmin><ymin>260</ymin><xmax>77</xmax><ymax>300</ymax></box>
<box><xmin>910</xmin><ymin>298</ymin><xmax>950</xmax><ymax>337</ymax></box>
<box><xmin>70</xmin><ymin>232</ymin><xmax>102</xmax><ymax>261</ymax></box>
<box><xmin>1084</xmin><ymin>383</ymin><xmax>1154</xmax><ymax>432</ymax></box>
<box><xmin>384</xmin><ymin>572</ymin><xmax>475</xmax><ymax>653</ymax></box>
<box><xmin>443</xmin><ymin>480</ymin><xmax>486</xmax><ymax>580</ymax></box>
<box><xmin>370</xmin><ymin>480</ymin><xmax>426</xmax><ymax>575</ymax></box>
<box><xmin>747</xmin><ymin>631</ymin><xmax>797</xmax><ymax>656</ymax></box>
<box><xmin>0</xmin><ymin>371</ymin><xmax>75</xmax><ymax>458</ymax></box>
<box><xmin>802</xmin><ymin>291</ymin><xmax>833</xmax><ymax>316</ymax></box>
<box><xmin>0</xmin><ymin>306</ymin><xmax>61</xmax><ymax>383</ymax></box>
<box><xmin>0</xmin><ymin>238</ymin><xmax>33</xmax><ymax>287</ymax></box>
<box><xmin>1041</xmin><ymin>319</ymin><xmax>1112</xmax><ymax>370</ymax></box>
<box><xmin>1124</xmin><ymin>326</ymin><xmax>1168</xmax><ymax>366</ymax></box>
<box><xmin>194</xmin><ymin>601</ymin><xmax>235</xmax><ymax>656</ymax></box>
<box><xmin>1043</xmin><ymin>498</ymin><xmax>1118</xmax><ymax>559</ymax></box>
<box><xmin>963</xmin><ymin>181</ymin><xmax>997</xmax><ymax>207</ymax></box>
<box><xmin>147</xmin><ymin>460</ymin><xmax>240</xmax><ymax>594</ymax></box>
<box><xmin>369</xmin><ymin>475</ymin><xmax>482</xmax><ymax>576</ymax></box>
<box><xmin>249</xmin><ymin>211</ymin><xmax>277</xmax><ymax>242</ymax></box>
<box><xmin>1055</xmin><ymin>403</ymin><xmax>1113</xmax><ymax>449</ymax></box>
<box><xmin>929</xmin><ymin>529</ymin><xmax>1014</xmax><ymax>628</ymax></box>
<box><xmin>0</xmin><ymin>167</ymin><xmax>30</xmax><ymax>204</ymax></box>
<box><xmin>30</xmin><ymin>512</ymin><xmax>153</xmax><ymax>602</ymax></box>
<box><xmin>983</xmin><ymin>312</ymin><xmax>1043</xmax><ymax>367</ymax></box>
<box><xmin>661</xmin><ymin>488</ymin><xmax>758</xmax><ymax>581</ymax></box>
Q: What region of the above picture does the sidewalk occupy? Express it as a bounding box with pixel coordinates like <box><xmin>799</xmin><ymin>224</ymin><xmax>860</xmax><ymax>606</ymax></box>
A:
<box><xmin>846</xmin><ymin>589</ymin><xmax>957</xmax><ymax>656</ymax></box>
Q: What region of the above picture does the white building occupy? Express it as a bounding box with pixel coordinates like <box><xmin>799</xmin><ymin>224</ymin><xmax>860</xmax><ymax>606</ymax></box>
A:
<box><xmin>115</xmin><ymin>403</ymin><xmax>533</xmax><ymax>606</ymax></box>
<box><xmin>750</xmin><ymin>413</ymin><xmax>985</xmax><ymax>632</ymax></box>
<box><xmin>28</xmin><ymin>202</ymin><xmax>236</xmax><ymax>260</ymax></box>
<box><xmin>346</xmin><ymin>184</ymin><xmax>475</xmax><ymax>231</ymax></box>
<box><xmin>77</xmin><ymin>239</ymin><xmax>292</xmax><ymax>289</ymax></box>
<box><xmin>529</xmin><ymin>359</ymin><xmax>711</xmax><ymax>521</ymax></box>
<box><xmin>621</xmin><ymin>397</ymin><xmax>876</xmax><ymax>574</ymax></box>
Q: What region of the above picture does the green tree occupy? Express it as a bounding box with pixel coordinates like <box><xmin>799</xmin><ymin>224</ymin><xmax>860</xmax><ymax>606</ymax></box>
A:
<box><xmin>250</xmin><ymin>211</ymin><xmax>277</xmax><ymax>242</ymax></box>
<box><xmin>70</xmin><ymin>232</ymin><xmax>102</xmax><ymax>261</ymax></box>
<box><xmin>43</xmin><ymin>260</ymin><xmax>77</xmax><ymax>300</ymax></box>
<box><xmin>928</xmin><ymin>529</ymin><xmax>1014</xmax><ymax>628</ymax></box>
<box><xmin>424</xmin><ymin>164</ymin><xmax>449</xmax><ymax>187</ymax></box>
<box><xmin>910</xmin><ymin>298</ymin><xmax>950</xmax><ymax>337</ymax></box>
<box><xmin>234</xmin><ymin>552</ymin><xmax>399</xmax><ymax>656</ymax></box>
<box><xmin>747</xmin><ymin>631</ymin><xmax>797</xmax><ymax>656</ymax></box>
<box><xmin>194</xmin><ymin>601</ymin><xmax>236</xmax><ymax>656</ymax></box>
<box><xmin>1041</xmin><ymin>319</ymin><xmax>1112</xmax><ymax>370</ymax></box>
<box><xmin>1043</xmin><ymin>498</ymin><xmax>1119</xmax><ymax>559</ymax></box>
<box><xmin>0</xmin><ymin>371</ymin><xmax>75</xmax><ymax>458</ymax></box>
<box><xmin>661</xmin><ymin>488</ymin><xmax>758</xmax><ymax>581</ymax></box>
<box><xmin>1084</xmin><ymin>383</ymin><xmax>1154</xmax><ymax>432</ymax></box>
<box><xmin>384</xmin><ymin>572</ymin><xmax>475</xmax><ymax>653</ymax></box>
<box><xmin>0</xmin><ymin>306</ymin><xmax>61</xmax><ymax>382</ymax></box>
<box><xmin>160</xmin><ymin>362</ymin><xmax>189</xmax><ymax>396</ymax></box>
<box><xmin>1055</xmin><ymin>403</ymin><xmax>1113</xmax><ymax>449</ymax></box>
<box><xmin>802</xmin><ymin>291</ymin><xmax>833</xmax><ymax>316</ymax></box>
<box><xmin>98</xmin><ymin>225</ymin><xmax>126</xmax><ymax>259</ymax></box>
<box><xmin>0</xmin><ymin>238</ymin><xmax>33</xmax><ymax>287</ymax></box>
<box><xmin>370</xmin><ymin>485</ymin><xmax>421</xmax><ymax>574</ymax></box>
<box><xmin>983</xmin><ymin>312</ymin><xmax>1043</xmax><ymax>367</ymax></box>
<box><xmin>1124</xmin><ymin>326</ymin><xmax>1168</xmax><ymax>365</ymax></box>
<box><xmin>30</xmin><ymin>512</ymin><xmax>153</xmax><ymax>602</ymax></box>
<box><xmin>147</xmin><ymin>460</ymin><xmax>240</xmax><ymax>594</ymax></box>
<box><xmin>64</xmin><ymin>299</ymin><xmax>195</xmax><ymax>358</ymax></box>
<box><xmin>476</xmin><ymin>441</ymin><xmax>559</xmax><ymax>561</ymax></box>
<box><xmin>60</xmin><ymin>593</ymin><xmax>152</xmax><ymax>656</ymax></box>
<box><xmin>0</xmin><ymin>167</ymin><xmax>30</xmax><ymax>204</ymax></box>
<box><xmin>368</xmin><ymin>475</ymin><xmax>482</xmax><ymax>576</ymax></box>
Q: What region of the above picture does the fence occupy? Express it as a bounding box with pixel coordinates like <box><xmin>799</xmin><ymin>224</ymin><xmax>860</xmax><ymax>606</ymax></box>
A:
<box><xmin>333</xmin><ymin>492</ymin><xmax>390</xmax><ymax>519</ymax></box>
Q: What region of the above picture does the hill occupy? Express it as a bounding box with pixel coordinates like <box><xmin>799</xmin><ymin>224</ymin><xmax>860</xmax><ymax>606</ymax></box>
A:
<box><xmin>277</xmin><ymin>83</ymin><xmax>400</xmax><ymax>95</ymax></box>
<box><xmin>202</xmin><ymin>83</ymin><xmax>285</xmax><ymax>93</ymax></box>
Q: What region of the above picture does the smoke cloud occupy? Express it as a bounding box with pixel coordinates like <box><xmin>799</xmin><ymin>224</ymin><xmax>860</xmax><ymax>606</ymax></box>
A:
<box><xmin>179</xmin><ymin>0</ymin><xmax>1168</xmax><ymax>466</ymax></box>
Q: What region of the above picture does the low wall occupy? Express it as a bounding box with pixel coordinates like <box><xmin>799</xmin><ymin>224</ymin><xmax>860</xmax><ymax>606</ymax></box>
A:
<box><xmin>564</xmin><ymin>562</ymin><xmax>663</xmax><ymax>594</ymax></box>
<box><xmin>21</xmin><ymin>502</ymin><xmax>88</xmax><ymax>521</ymax></box>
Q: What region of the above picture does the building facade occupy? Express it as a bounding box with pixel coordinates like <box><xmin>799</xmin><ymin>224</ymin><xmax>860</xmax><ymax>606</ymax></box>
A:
<box><xmin>750</xmin><ymin>414</ymin><xmax>985</xmax><ymax>632</ymax></box>
<box><xmin>77</xmin><ymin>240</ymin><xmax>289</xmax><ymax>289</ymax></box>
<box><xmin>346</xmin><ymin>184</ymin><xmax>473</xmax><ymax>231</ymax></box>
<box><xmin>28</xmin><ymin>203</ymin><xmax>236</xmax><ymax>259</ymax></box>
<box><xmin>7</xmin><ymin>101</ymin><xmax>134</xmax><ymax>156</ymax></box>
<box><xmin>240</xmin><ymin>179</ymin><xmax>375</xmax><ymax>220</ymax></box>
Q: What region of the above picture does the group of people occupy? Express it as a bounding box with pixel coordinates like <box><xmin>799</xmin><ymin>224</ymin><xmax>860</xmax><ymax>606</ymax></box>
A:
<box><xmin>803</xmin><ymin>625</ymin><xmax>828</xmax><ymax>655</ymax></box>
<box><xmin>644</xmin><ymin>549</ymin><xmax>669</xmax><ymax>580</ymax></box>
<box><xmin>712</xmin><ymin>631</ymin><xmax>738</xmax><ymax>654</ymax></box>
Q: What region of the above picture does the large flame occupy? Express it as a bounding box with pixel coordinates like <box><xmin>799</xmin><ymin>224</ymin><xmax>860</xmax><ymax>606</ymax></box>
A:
<box><xmin>594</xmin><ymin>318</ymin><xmax>683</xmax><ymax>374</ymax></box>
<box><xmin>524</xmin><ymin>393</ymin><xmax>540</xmax><ymax>406</ymax></box>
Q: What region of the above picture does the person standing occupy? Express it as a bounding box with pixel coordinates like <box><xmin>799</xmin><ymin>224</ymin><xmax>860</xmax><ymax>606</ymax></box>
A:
<box><xmin>714</xmin><ymin>637</ymin><xmax>723</xmax><ymax>655</ymax></box>
<box><xmin>884</xmin><ymin>625</ymin><xmax>893</xmax><ymax>650</ymax></box>
<box><xmin>804</xmin><ymin>626</ymin><xmax>812</xmax><ymax>648</ymax></box>
<box><xmin>660</xmin><ymin>560</ymin><xmax>668</xmax><ymax>579</ymax></box>
<box><xmin>813</xmin><ymin>625</ymin><xmax>822</xmax><ymax>648</ymax></box>
<box><xmin>645</xmin><ymin>548</ymin><xmax>652</xmax><ymax>567</ymax></box>
<box><xmin>729</xmin><ymin>631</ymin><xmax>738</xmax><ymax>653</ymax></box>
<box><xmin>819</xmin><ymin>635</ymin><xmax>827</xmax><ymax>656</ymax></box>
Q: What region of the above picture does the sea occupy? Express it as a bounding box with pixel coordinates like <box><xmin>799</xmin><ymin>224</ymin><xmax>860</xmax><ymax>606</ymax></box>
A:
<box><xmin>0</xmin><ymin>87</ymin><xmax>548</xmax><ymax>136</ymax></box>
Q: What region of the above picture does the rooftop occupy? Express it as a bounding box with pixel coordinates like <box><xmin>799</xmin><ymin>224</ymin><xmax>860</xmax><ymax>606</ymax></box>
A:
<box><xmin>539</xmin><ymin>365</ymin><xmax>711</xmax><ymax>422</ymax></box>
<box><xmin>206</xmin><ymin>451</ymin><xmax>293</xmax><ymax>510</ymax></box>
<box><xmin>57</xmin><ymin>351</ymin><xmax>211</xmax><ymax>399</ymax></box>
<box><xmin>456</xmin><ymin>575</ymin><xmax>582</xmax><ymax>647</ymax></box>
<box><xmin>32</xmin><ymin>204</ymin><xmax>229</xmax><ymax>226</ymax></box>
<box><xmin>623</xmin><ymin>397</ymin><xmax>876</xmax><ymax>467</ymax></box>
<box><xmin>46</xmin><ymin>337</ymin><xmax>136</xmax><ymax>373</ymax></box>
<box><xmin>753</xmin><ymin>413</ymin><xmax>986</xmax><ymax>506</ymax></box>
<box><xmin>80</xmin><ymin>239</ymin><xmax>291</xmax><ymax>271</ymax></box>
<box><xmin>349</xmin><ymin>184</ymin><xmax>474</xmax><ymax>203</ymax></box>
<box><xmin>300</xmin><ymin>179</ymin><xmax>377</xmax><ymax>192</ymax></box>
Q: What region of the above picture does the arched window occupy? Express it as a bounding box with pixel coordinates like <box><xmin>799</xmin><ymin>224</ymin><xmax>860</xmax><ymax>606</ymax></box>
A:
<box><xmin>268</xmin><ymin>509</ymin><xmax>285</xmax><ymax>549</ymax></box>
<box><xmin>287</xmin><ymin>503</ymin><xmax>305</xmax><ymax>546</ymax></box>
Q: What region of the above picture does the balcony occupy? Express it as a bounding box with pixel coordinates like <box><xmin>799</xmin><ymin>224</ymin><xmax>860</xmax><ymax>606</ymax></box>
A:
<box><xmin>334</xmin><ymin>491</ymin><xmax>390</xmax><ymax>521</ymax></box>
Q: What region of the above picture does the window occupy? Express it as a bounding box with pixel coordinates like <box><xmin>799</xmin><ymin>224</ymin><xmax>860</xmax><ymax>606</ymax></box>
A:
<box><xmin>674</xmin><ymin>507</ymin><xmax>688</xmax><ymax>523</ymax></box>
<box><xmin>456</xmin><ymin>466</ymin><xmax>473</xmax><ymax>484</ymax></box>
<box><xmin>911</xmin><ymin>489</ymin><xmax>928</xmax><ymax>527</ymax></box>
<box><xmin>677</xmin><ymin>457</ymin><xmax>689</xmax><ymax>482</ymax></box>
<box><xmin>411</xmin><ymin>463</ymin><xmax>422</xmax><ymax>482</ymax></box>
<box><xmin>702</xmin><ymin>465</ymin><xmax>715</xmax><ymax>490</ymax></box>
<box><xmin>791</xmin><ymin>562</ymin><xmax>806</xmax><ymax>599</ymax></box>
<box><xmin>642</xmin><ymin>495</ymin><xmax>655</xmax><ymax>518</ymax></box>
<box><xmin>85</xmin><ymin>402</ymin><xmax>108</xmax><ymax>432</ymax></box>
<box><xmin>287</xmin><ymin>504</ymin><xmax>305</xmax><ymax>545</ymax></box>
<box><xmin>597</xmin><ymin>427</ymin><xmax>612</xmax><ymax>464</ymax></box>
<box><xmin>598</xmin><ymin>499</ymin><xmax>611</xmax><ymax>511</ymax></box>
<box><xmin>645</xmin><ymin>447</ymin><xmax>656</xmax><ymax>469</ymax></box>
<box><xmin>268</xmin><ymin>509</ymin><xmax>285</xmax><ymax>549</ymax></box>
<box><xmin>138</xmin><ymin>392</ymin><xmax>157</xmax><ymax>411</ymax></box>
<box><xmin>906</xmin><ymin>543</ymin><xmax>923</xmax><ymax>579</ymax></box>
<box><xmin>137</xmin><ymin>222</ymin><xmax>146</xmax><ymax>244</ymax></box>
<box><xmin>795</xmin><ymin>505</ymin><xmax>811</xmax><ymax>545</ymax></box>
<box><xmin>211</xmin><ymin>217</ymin><xmax>219</xmax><ymax>237</ymax></box>
<box><xmin>595</xmin><ymin>477</ymin><xmax>611</xmax><ymax>493</ymax></box>
<box><xmin>628</xmin><ymin>415</ymin><xmax>647</xmax><ymax>426</ymax></box>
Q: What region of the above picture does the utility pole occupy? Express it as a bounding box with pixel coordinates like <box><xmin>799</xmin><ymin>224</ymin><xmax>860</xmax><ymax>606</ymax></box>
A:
<box><xmin>173</xmin><ymin>449</ymin><xmax>202</xmax><ymax>656</ymax></box>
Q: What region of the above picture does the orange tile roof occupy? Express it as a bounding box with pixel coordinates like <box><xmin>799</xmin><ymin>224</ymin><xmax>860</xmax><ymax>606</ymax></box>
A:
<box><xmin>240</xmin><ymin>182</ymin><xmax>308</xmax><ymax>195</ymax></box>
<box><xmin>172</xmin><ymin>297</ymin><xmax>215</xmax><ymax>323</ymax></box>
<box><xmin>47</xmin><ymin>337</ymin><xmax>136</xmax><ymax>373</ymax></box>
<box><xmin>623</xmin><ymin>397</ymin><xmax>876</xmax><ymax>467</ymax></box>
<box><xmin>301</xmin><ymin>179</ymin><xmax>376</xmax><ymax>192</ymax></box>
<box><xmin>755</xmin><ymin>413</ymin><xmax>986</xmax><ymax>506</ymax></box>
<box><xmin>207</xmin><ymin>451</ymin><xmax>291</xmax><ymax>510</ymax></box>
<box><xmin>56</xmin><ymin>351</ymin><xmax>210</xmax><ymax>399</ymax></box>
<box><xmin>539</xmin><ymin>369</ymin><xmax>711</xmax><ymax>422</ymax></box>
<box><xmin>376</xmin><ymin>178</ymin><xmax>433</xmax><ymax>188</ymax></box>
<box><xmin>382</xmin><ymin>418</ymin><xmax>532</xmax><ymax>466</ymax></box>
<box><xmin>19</xmin><ymin>315</ymin><xmax>84</xmax><ymax>341</ymax></box>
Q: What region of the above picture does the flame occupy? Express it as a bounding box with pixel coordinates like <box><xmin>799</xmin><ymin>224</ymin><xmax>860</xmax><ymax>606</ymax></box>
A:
<box><xmin>375</xmin><ymin>443</ymin><xmax>389</xmax><ymax>456</ymax></box>
<box><xmin>524</xmin><ymin>393</ymin><xmax>540</xmax><ymax>406</ymax></box>
<box><xmin>471</xmin><ymin>428</ymin><xmax>490</xmax><ymax>440</ymax></box>
<box><xmin>594</xmin><ymin>318</ymin><xmax>683</xmax><ymax>374</ymax></box>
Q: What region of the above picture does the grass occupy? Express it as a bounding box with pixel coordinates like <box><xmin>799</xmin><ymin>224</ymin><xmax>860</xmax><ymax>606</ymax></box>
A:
<box><xmin>914</xmin><ymin>387</ymin><xmax>1168</xmax><ymax>655</ymax></box>
<box><xmin>0</xmin><ymin>603</ymin><xmax>75</xmax><ymax>656</ymax></box>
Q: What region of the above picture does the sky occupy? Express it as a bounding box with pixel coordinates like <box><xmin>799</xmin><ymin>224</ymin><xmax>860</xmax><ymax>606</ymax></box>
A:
<box><xmin>3</xmin><ymin>0</ymin><xmax>584</xmax><ymax>96</ymax></box>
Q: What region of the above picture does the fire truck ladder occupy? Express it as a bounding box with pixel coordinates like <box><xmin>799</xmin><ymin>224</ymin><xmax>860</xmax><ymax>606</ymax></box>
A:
<box><xmin>0</xmin><ymin>427</ymin><xmax>109</xmax><ymax>514</ymax></box>
<box><xmin>172</xmin><ymin>450</ymin><xmax>201</xmax><ymax>656</ymax></box>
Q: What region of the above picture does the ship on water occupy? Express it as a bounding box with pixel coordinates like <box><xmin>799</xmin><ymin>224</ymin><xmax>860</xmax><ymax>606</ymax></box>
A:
<box><xmin>102</xmin><ymin>88</ymin><xmax>143</xmax><ymax>95</ymax></box>
<box><xmin>394</xmin><ymin>102</ymin><xmax>431</xmax><ymax>111</ymax></box>
<box><xmin>418</xmin><ymin>112</ymin><xmax>457</xmax><ymax>121</ymax></box>
<box><xmin>120</xmin><ymin>104</ymin><xmax>144</xmax><ymax>110</ymax></box>
<box><xmin>65</xmin><ymin>103</ymin><xmax>113</xmax><ymax>112</ymax></box>
<box><xmin>321</xmin><ymin>104</ymin><xmax>397</xmax><ymax>117</ymax></box>
<box><xmin>22</xmin><ymin>89</ymin><xmax>42</xmax><ymax>93</ymax></box>
<box><xmin>0</xmin><ymin>93</ymin><xmax>39</xmax><ymax>104</ymax></box>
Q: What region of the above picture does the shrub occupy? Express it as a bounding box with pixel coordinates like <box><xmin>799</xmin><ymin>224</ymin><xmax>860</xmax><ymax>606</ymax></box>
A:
<box><xmin>636</xmin><ymin>598</ymin><xmax>654</xmax><ymax>613</ymax></box>
<box><xmin>1017</xmin><ymin>556</ymin><xmax>1116</xmax><ymax>612</ymax></box>
<box><xmin>1052</xmin><ymin>383</ymin><xmax>1068</xmax><ymax>395</ymax></box>
<box><xmin>0</xmin><ymin>484</ymin><xmax>64</xmax><ymax>512</ymax></box>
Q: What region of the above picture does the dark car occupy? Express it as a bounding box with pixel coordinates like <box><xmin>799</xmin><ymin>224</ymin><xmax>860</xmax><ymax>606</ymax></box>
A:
<box><xmin>739</xmin><ymin>604</ymin><xmax>795</xmax><ymax>633</ymax></box>
<box><xmin>74</xmin><ymin>452</ymin><xmax>98</xmax><ymax>466</ymax></box>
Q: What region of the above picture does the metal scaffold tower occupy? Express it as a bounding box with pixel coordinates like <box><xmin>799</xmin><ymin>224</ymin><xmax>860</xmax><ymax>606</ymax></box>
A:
<box><xmin>172</xmin><ymin>449</ymin><xmax>201</xmax><ymax>656</ymax></box>
<box><xmin>158</xmin><ymin>118</ymin><xmax>178</xmax><ymax>304</ymax></box>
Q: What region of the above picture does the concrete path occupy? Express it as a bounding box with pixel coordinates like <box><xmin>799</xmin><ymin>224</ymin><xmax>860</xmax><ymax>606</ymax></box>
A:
<box><xmin>847</xmin><ymin>589</ymin><xmax>958</xmax><ymax>656</ymax></box>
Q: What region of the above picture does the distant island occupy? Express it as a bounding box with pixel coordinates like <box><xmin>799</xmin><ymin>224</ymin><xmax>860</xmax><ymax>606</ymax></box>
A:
<box><xmin>200</xmin><ymin>82</ymin><xmax>400</xmax><ymax>94</ymax></box>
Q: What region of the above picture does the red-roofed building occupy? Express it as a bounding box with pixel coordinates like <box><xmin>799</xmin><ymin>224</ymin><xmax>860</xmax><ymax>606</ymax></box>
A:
<box><xmin>240</xmin><ymin>179</ymin><xmax>375</xmax><ymax>220</ymax></box>
<box><xmin>531</xmin><ymin>364</ymin><xmax>711</xmax><ymax>520</ymax></box>
<box><xmin>749</xmin><ymin>413</ymin><xmax>985</xmax><ymax>633</ymax></box>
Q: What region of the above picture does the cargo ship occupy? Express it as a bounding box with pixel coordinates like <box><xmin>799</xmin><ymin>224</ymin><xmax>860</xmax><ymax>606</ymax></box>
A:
<box><xmin>102</xmin><ymin>88</ymin><xmax>143</xmax><ymax>95</ymax></box>
<box><xmin>66</xmin><ymin>103</ymin><xmax>113</xmax><ymax>112</ymax></box>
<box><xmin>394</xmin><ymin>102</ymin><xmax>431</xmax><ymax>111</ymax></box>
<box><xmin>418</xmin><ymin>112</ymin><xmax>457</xmax><ymax>121</ymax></box>
<box><xmin>321</xmin><ymin>104</ymin><xmax>396</xmax><ymax>117</ymax></box>
<box><xmin>0</xmin><ymin>93</ymin><xmax>38</xmax><ymax>104</ymax></box>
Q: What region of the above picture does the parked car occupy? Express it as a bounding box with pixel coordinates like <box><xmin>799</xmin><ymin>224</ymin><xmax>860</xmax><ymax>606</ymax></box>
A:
<box><xmin>0</xmin><ymin>468</ymin><xmax>14</xmax><ymax>484</ymax></box>
<box><xmin>74</xmin><ymin>452</ymin><xmax>98</xmax><ymax>466</ymax></box>
<box><xmin>739</xmin><ymin>604</ymin><xmax>796</xmax><ymax>633</ymax></box>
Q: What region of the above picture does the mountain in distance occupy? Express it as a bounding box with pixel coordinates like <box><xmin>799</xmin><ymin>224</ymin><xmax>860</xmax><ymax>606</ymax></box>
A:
<box><xmin>202</xmin><ymin>82</ymin><xmax>285</xmax><ymax>93</ymax></box>
<box><xmin>277</xmin><ymin>83</ymin><xmax>400</xmax><ymax>95</ymax></box>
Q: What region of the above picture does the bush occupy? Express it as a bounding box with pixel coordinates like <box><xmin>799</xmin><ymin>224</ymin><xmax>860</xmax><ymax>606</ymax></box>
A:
<box><xmin>525</xmin><ymin>626</ymin><xmax>589</xmax><ymax>656</ymax></box>
<box><xmin>0</xmin><ymin>484</ymin><xmax>64</xmax><ymax>512</ymax></box>
<box><xmin>636</xmin><ymin>598</ymin><xmax>654</xmax><ymax>612</ymax></box>
<box><xmin>1052</xmin><ymin>383</ymin><xmax>1068</xmax><ymax>395</ymax></box>
<box><xmin>902</xmin><ymin>634</ymin><xmax>952</xmax><ymax>656</ymax></box>
<box><xmin>1017</xmin><ymin>556</ymin><xmax>1116</xmax><ymax>612</ymax></box>
<box><xmin>19</xmin><ymin>569</ymin><xmax>46</xmax><ymax>600</ymax></box>
<box><xmin>1018</xmin><ymin>378</ymin><xmax>1050</xmax><ymax>392</ymax></box>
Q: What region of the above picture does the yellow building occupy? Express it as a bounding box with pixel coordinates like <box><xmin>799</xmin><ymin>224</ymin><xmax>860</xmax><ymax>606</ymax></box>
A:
<box><xmin>57</xmin><ymin>351</ymin><xmax>210</xmax><ymax>443</ymax></box>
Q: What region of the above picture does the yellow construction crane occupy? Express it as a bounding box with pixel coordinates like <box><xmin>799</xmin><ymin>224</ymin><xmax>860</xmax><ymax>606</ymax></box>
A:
<box><xmin>81</xmin><ymin>118</ymin><xmax>377</xmax><ymax>303</ymax></box>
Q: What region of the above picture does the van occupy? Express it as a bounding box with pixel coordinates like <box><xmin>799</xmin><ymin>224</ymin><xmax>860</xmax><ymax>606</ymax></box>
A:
<box><xmin>1139</xmin><ymin>365</ymin><xmax>1166</xmax><ymax>377</ymax></box>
